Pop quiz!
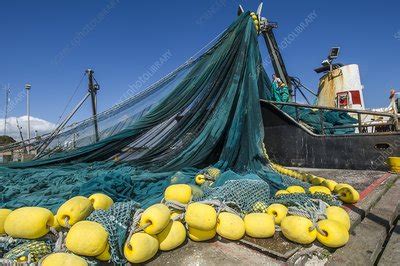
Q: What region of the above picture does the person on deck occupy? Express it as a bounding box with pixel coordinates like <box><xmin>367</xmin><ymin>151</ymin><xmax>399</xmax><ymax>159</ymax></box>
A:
<box><xmin>271</xmin><ymin>74</ymin><xmax>290</xmax><ymax>102</ymax></box>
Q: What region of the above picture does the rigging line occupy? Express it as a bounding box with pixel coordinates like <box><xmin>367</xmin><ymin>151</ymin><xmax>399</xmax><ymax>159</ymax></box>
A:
<box><xmin>55</xmin><ymin>72</ymin><xmax>87</xmax><ymax>126</ymax></box>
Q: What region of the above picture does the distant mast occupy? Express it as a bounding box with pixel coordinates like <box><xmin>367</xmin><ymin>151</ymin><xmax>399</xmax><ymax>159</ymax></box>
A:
<box><xmin>3</xmin><ymin>85</ymin><xmax>10</xmax><ymax>135</ymax></box>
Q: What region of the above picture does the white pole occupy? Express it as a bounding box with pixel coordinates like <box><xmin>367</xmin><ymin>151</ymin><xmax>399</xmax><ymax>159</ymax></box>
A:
<box><xmin>25</xmin><ymin>83</ymin><xmax>31</xmax><ymax>154</ymax></box>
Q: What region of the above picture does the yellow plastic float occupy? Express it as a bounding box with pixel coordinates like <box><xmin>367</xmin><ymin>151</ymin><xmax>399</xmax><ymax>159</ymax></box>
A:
<box><xmin>275</xmin><ymin>190</ymin><xmax>290</xmax><ymax>196</ymax></box>
<box><xmin>216</xmin><ymin>212</ymin><xmax>245</xmax><ymax>240</ymax></box>
<box><xmin>65</xmin><ymin>220</ymin><xmax>109</xmax><ymax>257</ymax></box>
<box><xmin>388</xmin><ymin>157</ymin><xmax>400</xmax><ymax>173</ymax></box>
<box><xmin>244</xmin><ymin>213</ymin><xmax>275</xmax><ymax>238</ymax></box>
<box><xmin>4</xmin><ymin>207</ymin><xmax>54</xmax><ymax>239</ymax></box>
<box><xmin>286</xmin><ymin>186</ymin><xmax>306</xmax><ymax>194</ymax></box>
<box><xmin>308</xmin><ymin>186</ymin><xmax>332</xmax><ymax>195</ymax></box>
<box><xmin>281</xmin><ymin>216</ymin><xmax>317</xmax><ymax>244</ymax></box>
<box><xmin>195</xmin><ymin>174</ymin><xmax>206</xmax><ymax>185</ymax></box>
<box><xmin>333</xmin><ymin>183</ymin><xmax>352</xmax><ymax>193</ymax></box>
<box><xmin>321</xmin><ymin>179</ymin><xmax>338</xmax><ymax>191</ymax></box>
<box><xmin>325</xmin><ymin>206</ymin><xmax>350</xmax><ymax>231</ymax></box>
<box><xmin>337</xmin><ymin>186</ymin><xmax>359</xmax><ymax>204</ymax></box>
<box><xmin>42</xmin><ymin>252</ymin><xmax>88</xmax><ymax>266</ymax></box>
<box><xmin>124</xmin><ymin>232</ymin><xmax>159</xmax><ymax>264</ymax></box>
<box><xmin>157</xmin><ymin>221</ymin><xmax>186</xmax><ymax>251</ymax></box>
<box><xmin>164</xmin><ymin>184</ymin><xmax>192</xmax><ymax>204</ymax></box>
<box><xmin>185</xmin><ymin>203</ymin><xmax>217</xmax><ymax>231</ymax></box>
<box><xmin>89</xmin><ymin>193</ymin><xmax>114</xmax><ymax>210</ymax></box>
<box><xmin>266</xmin><ymin>203</ymin><xmax>288</xmax><ymax>225</ymax></box>
<box><xmin>188</xmin><ymin>227</ymin><xmax>216</xmax><ymax>241</ymax></box>
<box><xmin>252</xmin><ymin>201</ymin><xmax>268</xmax><ymax>212</ymax></box>
<box><xmin>316</xmin><ymin>219</ymin><xmax>349</xmax><ymax>248</ymax></box>
<box><xmin>56</xmin><ymin>196</ymin><xmax>93</xmax><ymax>227</ymax></box>
<box><xmin>139</xmin><ymin>203</ymin><xmax>171</xmax><ymax>235</ymax></box>
<box><xmin>0</xmin><ymin>208</ymin><xmax>12</xmax><ymax>235</ymax></box>
<box><xmin>311</xmin><ymin>177</ymin><xmax>326</xmax><ymax>186</ymax></box>
<box><xmin>95</xmin><ymin>243</ymin><xmax>111</xmax><ymax>261</ymax></box>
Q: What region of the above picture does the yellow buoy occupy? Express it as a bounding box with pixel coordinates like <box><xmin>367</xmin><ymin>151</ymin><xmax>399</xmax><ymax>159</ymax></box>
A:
<box><xmin>388</xmin><ymin>157</ymin><xmax>400</xmax><ymax>173</ymax></box>
<box><xmin>164</xmin><ymin>184</ymin><xmax>192</xmax><ymax>204</ymax></box>
<box><xmin>308</xmin><ymin>186</ymin><xmax>332</xmax><ymax>195</ymax></box>
<box><xmin>311</xmin><ymin>177</ymin><xmax>326</xmax><ymax>186</ymax></box>
<box><xmin>42</xmin><ymin>253</ymin><xmax>88</xmax><ymax>266</ymax></box>
<box><xmin>65</xmin><ymin>221</ymin><xmax>109</xmax><ymax>257</ymax></box>
<box><xmin>0</xmin><ymin>208</ymin><xmax>12</xmax><ymax>235</ymax></box>
<box><xmin>325</xmin><ymin>206</ymin><xmax>350</xmax><ymax>231</ymax></box>
<box><xmin>337</xmin><ymin>186</ymin><xmax>359</xmax><ymax>204</ymax></box>
<box><xmin>216</xmin><ymin>212</ymin><xmax>245</xmax><ymax>240</ymax></box>
<box><xmin>281</xmin><ymin>216</ymin><xmax>317</xmax><ymax>245</ymax></box>
<box><xmin>139</xmin><ymin>203</ymin><xmax>171</xmax><ymax>235</ymax></box>
<box><xmin>333</xmin><ymin>183</ymin><xmax>352</xmax><ymax>193</ymax></box>
<box><xmin>157</xmin><ymin>221</ymin><xmax>186</xmax><ymax>251</ymax></box>
<box><xmin>188</xmin><ymin>226</ymin><xmax>216</xmax><ymax>241</ymax></box>
<box><xmin>195</xmin><ymin>174</ymin><xmax>206</xmax><ymax>185</ymax></box>
<box><xmin>266</xmin><ymin>203</ymin><xmax>288</xmax><ymax>225</ymax></box>
<box><xmin>56</xmin><ymin>196</ymin><xmax>93</xmax><ymax>227</ymax></box>
<box><xmin>286</xmin><ymin>186</ymin><xmax>306</xmax><ymax>194</ymax></box>
<box><xmin>170</xmin><ymin>210</ymin><xmax>183</xmax><ymax>220</ymax></box>
<box><xmin>275</xmin><ymin>190</ymin><xmax>290</xmax><ymax>196</ymax></box>
<box><xmin>95</xmin><ymin>243</ymin><xmax>111</xmax><ymax>261</ymax></box>
<box><xmin>244</xmin><ymin>213</ymin><xmax>275</xmax><ymax>238</ymax></box>
<box><xmin>4</xmin><ymin>207</ymin><xmax>54</xmax><ymax>239</ymax></box>
<box><xmin>124</xmin><ymin>232</ymin><xmax>159</xmax><ymax>264</ymax></box>
<box><xmin>251</xmin><ymin>14</ymin><xmax>258</xmax><ymax>20</ymax></box>
<box><xmin>316</xmin><ymin>219</ymin><xmax>349</xmax><ymax>248</ymax></box>
<box><xmin>321</xmin><ymin>179</ymin><xmax>338</xmax><ymax>192</ymax></box>
<box><xmin>88</xmin><ymin>193</ymin><xmax>114</xmax><ymax>210</ymax></box>
<box><xmin>185</xmin><ymin>203</ymin><xmax>217</xmax><ymax>231</ymax></box>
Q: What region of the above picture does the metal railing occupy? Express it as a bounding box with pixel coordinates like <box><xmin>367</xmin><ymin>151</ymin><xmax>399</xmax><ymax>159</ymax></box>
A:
<box><xmin>262</xmin><ymin>100</ymin><xmax>399</xmax><ymax>134</ymax></box>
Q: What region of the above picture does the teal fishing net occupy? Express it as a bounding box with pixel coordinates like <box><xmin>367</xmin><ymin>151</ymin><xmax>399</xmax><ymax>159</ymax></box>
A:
<box><xmin>0</xmin><ymin>13</ymin><xmax>316</xmax><ymax>218</ymax></box>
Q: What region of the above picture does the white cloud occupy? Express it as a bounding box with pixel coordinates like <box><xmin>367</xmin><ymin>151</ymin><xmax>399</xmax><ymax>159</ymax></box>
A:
<box><xmin>0</xmin><ymin>116</ymin><xmax>56</xmax><ymax>141</ymax></box>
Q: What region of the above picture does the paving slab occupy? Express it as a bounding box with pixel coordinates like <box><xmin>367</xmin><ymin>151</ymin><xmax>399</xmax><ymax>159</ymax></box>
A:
<box><xmin>378</xmin><ymin>220</ymin><xmax>400</xmax><ymax>265</ymax></box>
<box><xmin>328</xmin><ymin>178</ymin><xmax>400</xmax><ymax>265</ymax></box>
<box><xmin>146</xmin><ymin>238</ymin><xmax>283</xmax><ymax>266</ymax></box>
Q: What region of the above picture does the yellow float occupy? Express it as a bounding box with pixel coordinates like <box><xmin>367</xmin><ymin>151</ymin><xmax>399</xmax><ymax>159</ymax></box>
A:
<box><xmin>275</xmin><ymin>190</ymin><xmax>290</xmax><ymax>196</ymax></box>
<box><xmin>308</xmin><ymin>186</ymin><xmax>332</xmax><ymax>195</ymax></box>
<box><xmin>51</xmin><ymin>214</ymin><xmax>62</xmax><ymax>231</ymax></box>
<box><xmin>95</xmin><ymin>243</ymin><xmax>111</xmax><ymax>261</ymax></box>
<box><xmin>216</xmin><ymin>212</ymin><xmax>245</xmax><ymax>240</ymax></box>
<box><xmin>56</xmin><ymin>196</ymin><xmax>93</xmax><ymax>227</ymax></box>
<box><xmin>164</xmin><ymin>184</ymin><xmax>192</xmax><ymax>204</ymax></box>
<box><xmin>286</xmin><ymin>186</ymin><xmax>306</xmax><ymax>194</ymax></box>
<box><xmin>325</xmin><ymin>206</ymin><xmax>350</xmax><ymax>231</ymax></box>
<box><xmin>206</xmin><ymin>167</ymin><xmax>221</xmax><ymax>179</ymax></box>
<box><xmin>139</xmin><ymin>203</ymin><xmax>171</xmax><ymax>235</ymax></box>
<box><xmin>281</xmin><ymin>216</ymin><xmax>317</xmax><ymax>244</ymax></box>
<box><xmin>157</xmin><ymin>220</ymin><xmax>186</xmax><ymax>251</ymax></box>
<box><xmin>244</xmin><ymin>213</ymin><xmax>275</xmax><ymax>238</ymax></box>
<box><xmin>124</xmin><ymin>232</ymin><xmax>159</xmax><ymax>264</ymax></box>
<box><xmin>188</xmin><ymin>226</ymin><xmax>216</xmax><ymax>241</ymax></box>
<box><xmin>333</xmin><ymin>183</ymin><xmax>352</xmax><ymax>193</ymax></box>
<box><xmin>337</xmin><ymin>186</ymin><xmax>359</xmax><ymax>204</ymax></box>
<box><xmin>195</xmin><ymin>174</ymin><xmax>206</xmax><ymax>185</ymax></box>
<box><xmin>266</xmin><ymin>203</ymin><xmax>288</xmax><ymax>225</ymax></box>
<box><xmin>89</xmin><ymin>193</ymin><xmax>114</xmax><ymax>210</ymax></box>
<box><xmin>0</xmin><ymin>208</ymin><xmax>12</xmax><ymax>235</ymax></box>
<box><xmin>42</xmin><ymin>253</ymin><xmax>88</xmax><ymax>266</ymax></box>
<box><xmin>185</xmin><ymin>203</ymin><xmax>217</xmax><ymax>231</ymax></box>
<box><xmin>65</xmin><ymin>221</ymin><xmax>109</xmax><ymax>257</ymax></box>
<box><xmin>322</xmin><ymin>179</ymin><xmax>338</xmax><ymax>191</ymax></box>
<box><xmin>4</xmin><ymin>207</ymin><xmax>54</xmax><ymax>239</ymax></box>
<box><xmin>316</xmin><ymin>219</ymin><xmax>349</xmax><ymax>248</ymax></box>
<box><xmin>252</xmin><ymin>201</ymin><xmax>268</xmax><ymax>212</ymax></box>
<box><xmin>311</xmin><ymin>177</ymin><xmax>326</xmax><ymax>186</ymax></box>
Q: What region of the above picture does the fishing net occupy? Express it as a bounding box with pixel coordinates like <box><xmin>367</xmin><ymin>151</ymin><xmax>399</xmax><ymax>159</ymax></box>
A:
<box><xmin>87</xmin><ymin>201</ymin><xmax>139</xmax><ymax>264</ymax></box>
<box><xmin>0</xmin><ymin>13</ymin><xmax>345</xmax><ymax>260</ymax></box>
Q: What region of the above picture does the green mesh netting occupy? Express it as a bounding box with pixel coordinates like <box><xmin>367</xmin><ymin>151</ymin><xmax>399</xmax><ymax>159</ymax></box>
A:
<box><xmin>0</xmin><ymin>12</ymin><xmax>348</xmax><ymax>264</ymax></box>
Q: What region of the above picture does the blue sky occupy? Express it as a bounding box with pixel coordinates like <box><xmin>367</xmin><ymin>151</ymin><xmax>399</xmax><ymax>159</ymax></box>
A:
<box><xmin>0</xmin><ymin>0</ymin><xmax>399</xmax><ymax>134</ymax></box>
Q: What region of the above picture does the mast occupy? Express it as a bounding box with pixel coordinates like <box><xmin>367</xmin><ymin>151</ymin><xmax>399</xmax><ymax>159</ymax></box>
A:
<box><xmin>86</xmin><ymin>69</ymin><xmax>100</xmax><ymax>142</ymax></box>
<box><xmin>4</xmin><ymin>85</ymin><xmax>10</xmax><ymax>135</ymax></box>
<box><xmin>25</xmin><ymin>83</ymin><xmax>31</xmax><ymax>154</ymax></box>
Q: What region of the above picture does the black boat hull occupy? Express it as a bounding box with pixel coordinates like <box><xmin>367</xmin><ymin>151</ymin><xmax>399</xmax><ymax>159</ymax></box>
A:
<box><xmin>261</xmin><ymin>101</ymin><xmax>400</xmax><ymax>171</ymax></box>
